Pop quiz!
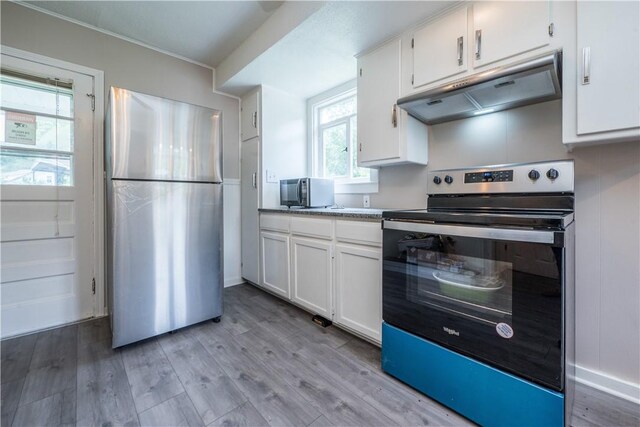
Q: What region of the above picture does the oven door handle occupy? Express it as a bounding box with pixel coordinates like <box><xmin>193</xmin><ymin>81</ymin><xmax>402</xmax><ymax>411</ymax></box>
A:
<box><xmin>383</xmin><ymin>220</ymin><xmax>557</xmax><ymax>244</ymax></box>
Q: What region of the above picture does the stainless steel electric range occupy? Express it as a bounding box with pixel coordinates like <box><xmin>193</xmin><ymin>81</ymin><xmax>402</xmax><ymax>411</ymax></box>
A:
<box><xmin>381</xmin><ymin>160</ymin><xmax>575</xmax><ymax>427</ymax></box>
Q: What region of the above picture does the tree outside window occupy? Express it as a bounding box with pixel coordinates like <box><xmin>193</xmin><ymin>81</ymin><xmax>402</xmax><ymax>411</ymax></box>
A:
<box><xmin>316</xmin><ymin>91</ymin><xmax>369</xmax><ymax>181</ymax></box>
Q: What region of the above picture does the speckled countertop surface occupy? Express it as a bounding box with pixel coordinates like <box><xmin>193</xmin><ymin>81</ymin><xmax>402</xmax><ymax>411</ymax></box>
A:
<box><xmin>259</xmin><ymin>207</ymin><xmax>385</xmax><ymax>220</ymax></box>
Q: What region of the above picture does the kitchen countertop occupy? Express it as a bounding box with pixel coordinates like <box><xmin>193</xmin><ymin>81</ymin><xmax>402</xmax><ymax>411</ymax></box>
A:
<box><xmin>259</xmin><ymin>207</ymin><xmax>384</xmax><ymax>220</ymax></box>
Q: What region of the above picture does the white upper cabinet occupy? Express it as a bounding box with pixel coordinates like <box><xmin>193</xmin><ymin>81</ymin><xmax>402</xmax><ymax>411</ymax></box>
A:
<box><xmin>358</xmin><ymin>39</ymin><xmax>402</xmax><ymax>164</ymax></box>
<box><xmin>241</xmin><ymin>90</ymin><xmax>260</xmax><ymax>141</ymax></box>
<box><xmin>413</xmin><ymin>7</ymin><xmax>469</xmax><ymax>88</ymax></box>
<box><xmin>357</xmin><ymin>38</ymin><xmax>428</xmax><ymax>167</ymax></box>
<box><xmin>575</xmin><ymin>1</ymin><xmax>640</xmax><ymax>136</ymax></box>
<box><xmin>472</xmin><ymin>1</ymin><xmax>551</xmax><ymax>68</ymax></box>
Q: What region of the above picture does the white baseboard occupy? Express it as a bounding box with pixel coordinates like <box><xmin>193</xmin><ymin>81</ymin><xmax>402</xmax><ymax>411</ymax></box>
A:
<box><xmin>224</xmin><ymin>277</ymin><xmax>244</xmax><ymax>288</ymax></box>
<box><xmin>575</xmin><ymin>364</ymin><xmax>640</xmax><ymax>405</ymax></box>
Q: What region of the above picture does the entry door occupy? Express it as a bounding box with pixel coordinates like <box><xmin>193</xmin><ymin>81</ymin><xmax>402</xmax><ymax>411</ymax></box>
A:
<box><xmin>0</xmin><ymin>54</ymin><xmax>95</xmax><ymax>338</ymax></box>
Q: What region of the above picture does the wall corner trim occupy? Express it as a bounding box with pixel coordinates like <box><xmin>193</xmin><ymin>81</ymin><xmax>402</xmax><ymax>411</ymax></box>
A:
<box><xmin>575</xmin><ymin>364</ymin><xmax>640</xmax><ymax>405</ymax></box>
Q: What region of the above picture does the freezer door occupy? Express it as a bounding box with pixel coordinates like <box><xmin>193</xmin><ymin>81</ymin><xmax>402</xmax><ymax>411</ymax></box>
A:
<box><xmin>108</xmin><ymin>87</ymin><xmax>222</xmax><ymax>182</ymax></box>
<box><xmin>110</xmin><ymin>180</ymin><xmax>223</xmax><ymax>347</ymax></box>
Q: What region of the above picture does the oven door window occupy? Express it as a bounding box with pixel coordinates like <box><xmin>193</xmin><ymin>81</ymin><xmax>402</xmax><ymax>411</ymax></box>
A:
<box><xmin>383</xmin><ymin>228</ymin><xmax>563</xmax><ymax>391</ymax></box>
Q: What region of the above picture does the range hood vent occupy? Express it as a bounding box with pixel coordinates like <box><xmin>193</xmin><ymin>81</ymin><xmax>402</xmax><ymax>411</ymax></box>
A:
<box><xmin>397</xmin><ymin>51</ymin><xmax>562</xmax><ymax>125</ymax></box>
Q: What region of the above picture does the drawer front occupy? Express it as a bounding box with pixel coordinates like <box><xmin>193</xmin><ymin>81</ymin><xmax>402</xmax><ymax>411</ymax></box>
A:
<box><xmin>290</xmin><ymin>217</ymin><xmax>333</xmax><ymax>240</ymax></box>
<box><xmin>335</xmin><ymin>220</ymin><xmax>382</xmax><ymax>247</ymax></box>
<box><xmin>260</xmin><ymin>214</ymin><xmax>290</xmax><ymax>233</ymax></box>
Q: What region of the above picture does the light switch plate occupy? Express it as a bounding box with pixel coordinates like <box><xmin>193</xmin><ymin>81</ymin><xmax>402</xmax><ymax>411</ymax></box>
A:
<box><xmin>266</xmin><ymin>170</ymin><xmax>278</xmax><ymax>183</ymax></box>
<box><xmin>363</xmin><ymin>195</ymin><xmax>370</xmax><ymax>208</ymax></box>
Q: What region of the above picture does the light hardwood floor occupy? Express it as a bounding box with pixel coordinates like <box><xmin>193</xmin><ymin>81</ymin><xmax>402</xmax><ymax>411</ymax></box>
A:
<box><xmin>1</xmin><ymin>283</ymin><xmax>638</xmax><ymax>426</ymax></box>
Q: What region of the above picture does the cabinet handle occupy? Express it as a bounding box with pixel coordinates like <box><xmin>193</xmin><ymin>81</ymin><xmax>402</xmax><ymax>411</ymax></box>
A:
<box><xmin>582</xmin><ymin>47</ymin><xmax>591</xmax><ymax>85</ymax></box>
<box><xmin>475</xmin><ymin>29</ymin><xmax>482</xmax><ymax>60</ymax></box>
<box><xmin>252</xmin><ymin>172</ymin><xmax>257</xmax><ymax>189</ymax></box>
<box><xmin>252</xmin><ymin>111</ymin><xmax>257</xmax><ymax>128</ymax></box>
<box><xmin>457</xmin><ymin>36</ymin><xmax>464</xmax><ymax>66</ymax></box>
<box><xmin>391</xmin><ymin>104</ymin><xmax>398</xmax><ymax>128</ymax></box>
<box><xmin>359</xmin><ymin>143</ymin><xmax>362</xmax><ymax>152</ymax></box>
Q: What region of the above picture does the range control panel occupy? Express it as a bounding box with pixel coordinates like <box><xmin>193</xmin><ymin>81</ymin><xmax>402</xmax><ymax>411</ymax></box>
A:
<box><xmin>464</xmin><ymin>169</ymin><xmax>513</xmax><ymax>183</ymax></box>
<box><xmin>427</xmin><ymin>160</ymin><xmax>575</xmax><ymax>195</ymax></box>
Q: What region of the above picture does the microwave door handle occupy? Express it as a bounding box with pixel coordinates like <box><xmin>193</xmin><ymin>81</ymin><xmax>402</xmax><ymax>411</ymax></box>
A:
<box><xmin>296</xmin><ymin>179</ymin><xmax>303</xmax><ymax>204</ymax></box>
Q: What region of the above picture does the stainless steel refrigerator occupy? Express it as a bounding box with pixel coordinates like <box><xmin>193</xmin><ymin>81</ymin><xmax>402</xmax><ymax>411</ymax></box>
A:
<box><xmin>106</xmin><ymin>87</ymin><xmax>223</xmax><ymax>348</ymax></box>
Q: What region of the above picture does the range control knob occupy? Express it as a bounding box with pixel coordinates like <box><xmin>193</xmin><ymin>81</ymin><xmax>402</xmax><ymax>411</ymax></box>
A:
<box><xmin>433</xmin><ymin>176</ymin><xmax>442</xmax><ymax>185</ymax></box>
<box><xmin>444</xmin><ymin>175</ymin><xmax>454</xmax><ymax>184</ymax></box>
<box><xmin>546</xmin><ymin>168</ymin><xmax>559</xmax><ymax>180</ymax></box>
<box><xmin>528</xmin><ymin>169</ymin><xmax>540</xmax><ymax>181</ymax></box>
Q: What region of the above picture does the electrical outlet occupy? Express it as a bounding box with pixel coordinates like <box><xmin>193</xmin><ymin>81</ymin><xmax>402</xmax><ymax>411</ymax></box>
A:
<box><xmin>363</xmin><ymin>195</ymin><xmax>370</xmax><ymax>208</ymax></box>
<box><xmin>266</xmin><ymin>170</ymin><xmax>278</xmax><ymax>183</ymax></box>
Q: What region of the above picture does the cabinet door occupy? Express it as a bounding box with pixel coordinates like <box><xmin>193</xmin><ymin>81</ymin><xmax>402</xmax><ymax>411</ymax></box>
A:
<box><xmin>577</xmin><ymin>1</ymin><xmax>640</xmax><ymax>135</ymax></box>
<box><xmin>413</xmin><ymin>7</ymin><xmax>468</xmax><ymax>88</ymax></box>
<box><xmin>290</xmin><ymin>237</ymin><xmax>332</xmax><ymax>318</ymax></box>
<box><xmin>473</xmin><ymin>1</ymin><xmax>550</xmax><ymax>68</ymax></box>
<box><xmin>241</xmin><ymin>90</ymin><xmax>259</xmax><ymax>141</ymax></box>
<box><xmin>260</xmin><ymin>231</ymin><xmax>290</xmax><ymax>298</ymax></box>
<box><xmin>335</xmin><ymin>245</ymin><xmax>382</xmax><ymax>342</ymax></box>
<box><xmin>357</xmin><ymin>39</ymin><xmax>401</xmax><ymax>165</ymax></box>
<box><xmin>241</xmin><ymin>138</ymin><xmax>259</xmax><ymax>285</ymax></box>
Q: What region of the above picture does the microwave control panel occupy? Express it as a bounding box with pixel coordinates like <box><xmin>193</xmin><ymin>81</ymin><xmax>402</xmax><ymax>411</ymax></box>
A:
<box><xmin>464</xmin><ymin>169</ymin><xmax>514</xmax><ymax>183</ymax></box>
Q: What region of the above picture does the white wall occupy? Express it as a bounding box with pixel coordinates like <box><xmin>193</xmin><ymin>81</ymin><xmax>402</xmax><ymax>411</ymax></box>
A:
<box><xmin>0</xmin><ymin>3</ymin><xmax>244</xmax><ymax>288</ymax></box>
<box><xmin>338</xmin><ymin>100</ymin><xmax>640</xmax><ymax>401</ymax></box>
<box><xmin>260</xmin><ymin>85</ymin><xmax>308</xmax><ymax>208</ymax></box>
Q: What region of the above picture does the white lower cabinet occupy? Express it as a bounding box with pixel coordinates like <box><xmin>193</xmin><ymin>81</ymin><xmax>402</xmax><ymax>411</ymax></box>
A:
<box><xmin>290</xmin><ymin>237</ymin><xmax>333</xmax><ymax>319</ymax></box>
<box><xmin>260</xmin><ymin>231</ymin><xmax>290</xmax><ymax>298</ymax></box>
<box><xmin>334</xmin><ymin>244</ymin><xmax>382</xmax><ymax>342</ymax></box>
<box><xmin>259</xmin><ymin>213</ymin><xmax>382</xmax><ymax>343</ymax></box>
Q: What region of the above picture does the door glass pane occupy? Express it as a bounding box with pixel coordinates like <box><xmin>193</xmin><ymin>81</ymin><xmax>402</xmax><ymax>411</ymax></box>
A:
<box><xmin>0</xmin><ymin>149</ymin><xmax>72</xmax><ymax>185</ymax></box>
<box><xmin>0</xmin><ymin>72</ymin><xmax>74</xmax><ymax>186</ymax></box>
<box><xmin>0</xmin><ymin>111</ymin><xmax>73</xmax><ymax>152</ymax></box>
<box><xmin>323</xmin><ymin>123</ymin><xmax>348</xmax><ymax>178</ymax></box>
<box><xmin>0</xmin><ymin>75</ymin><xmax>73</xmax><ymax>118</ymax></box>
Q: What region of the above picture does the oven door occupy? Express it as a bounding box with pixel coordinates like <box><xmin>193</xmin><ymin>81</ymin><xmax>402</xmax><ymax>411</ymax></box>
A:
<box><xmin>383</xmin><ymin>220</ymin><xmax>566</xmax><ymax>391</ymax></box>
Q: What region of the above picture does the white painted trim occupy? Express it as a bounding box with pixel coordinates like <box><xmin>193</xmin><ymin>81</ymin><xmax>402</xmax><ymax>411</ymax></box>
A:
<box><xmin>224</xmin><ymin>278</ymin><xmax>245</xmax><ymax>288</ymax></box>
<box><xmin>213</xmin><ymin>89</ymin><xmax>241</xmax><ymax>101</ymax></box>
<box><xmin>2</xmin><ymin>45</ymin><xmax>107</xmax><ymax>318</ymax></box>
<box><xmin>10</xmin><ymin>1</ymin><xmax>215</xmax><ymax>71</ymax></box>
<box><xmin>0</xmin><ymin>314</ymin><xmax>109</xmax><ymax>341</ymax></box>
<box><xmin>223</xmin><ymin>179</ymin><xmax>241</xmax><ymax>186</ymax></box>
<box><xmin>575</xmin><ymin>364</ymin><xmax>640</xmax><ymax>405</ymax></box>
<box><xmin>2</xmin><ymin>45</ymin><xmax>103</xmax><ymax>78</ymax></box>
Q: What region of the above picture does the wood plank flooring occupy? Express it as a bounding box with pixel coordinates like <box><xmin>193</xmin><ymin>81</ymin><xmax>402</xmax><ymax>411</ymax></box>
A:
<box><xmin>1</xmin><ymin>283</ymin><xmax>639</xmax><ymax>426</ymax></box>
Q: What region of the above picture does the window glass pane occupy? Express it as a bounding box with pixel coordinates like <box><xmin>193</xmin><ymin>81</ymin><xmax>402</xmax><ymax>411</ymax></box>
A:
<box><xmin>349</xmin><ymin>115</ymin><xmax>369</xmax><ymax>179</ymax></box>
<box><xmin>1</xmin><ymin>76</ymin><xmax>73</xmax><ymax>118</ymax></box>
<box><xmin>319</xmin><ymin>96</ymin><xmax>356</xmax><ymax>124</ymax></box>
<box><xmin>0</xmin><ymin>149</ymin><xmax>73</xmax><ymax>186</ymax></box>
<box><xmin>0</xmin><ymin>111</ymin><xmax>73</xmax><ymax>152</ymax></box>
<box><xmin>323</xmin><ymin>124</ymin><xmax>348</xmax><ymax>178</ymax></box>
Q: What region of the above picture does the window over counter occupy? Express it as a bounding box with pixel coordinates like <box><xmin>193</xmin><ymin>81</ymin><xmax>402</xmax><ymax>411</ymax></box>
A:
<box><xmin>309</xmin><ymin>82</ymin><xmax>378</xmax><ymax>194</ymax></box>
<box><xmin>0</xmin><ymin>71</ymin><xmax>74</xmax><ymax>186</ymax></box>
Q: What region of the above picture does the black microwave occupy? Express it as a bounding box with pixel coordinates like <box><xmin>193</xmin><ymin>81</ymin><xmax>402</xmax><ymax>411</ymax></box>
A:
<box><xmin>280</xmin><ymin>178</ymin><xmax>334</xmax><ymax>208</ymax></box>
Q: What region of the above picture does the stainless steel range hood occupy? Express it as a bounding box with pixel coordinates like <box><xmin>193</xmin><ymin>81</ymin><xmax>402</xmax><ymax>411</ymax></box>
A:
<box><xmin>397</xmin><ymin>51</ymin><xmax>562</xmax><ymax>125</ymax></box>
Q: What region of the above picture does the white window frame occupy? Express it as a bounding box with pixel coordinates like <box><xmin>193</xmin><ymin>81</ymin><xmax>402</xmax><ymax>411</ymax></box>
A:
<box><xmin>307</xmin><ymin>80</ymin><xmax>378</xmax><ymax>194</ymax></box>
